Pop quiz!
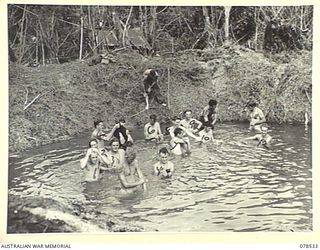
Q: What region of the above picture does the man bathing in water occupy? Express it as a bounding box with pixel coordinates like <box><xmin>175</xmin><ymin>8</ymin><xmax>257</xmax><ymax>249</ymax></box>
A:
<box><xmin>198</xmin><ymin>121</ymin><xmax>215</xmax><ymax>144</ymax></box>
<box><xmin>244</xmin><ymin>123</ymin><xmax>272</xmax><ymax>148</ymax></box>
<box><xmin>170</xmin><ymin>127</ymin><xmax>191</xmax><ymax>156</ymax></box>
<box><xmin>197</xmin><ymin>122</ymin><xmax>224</xmax><ymax>147</ymax></box>
<box><xmin>246</xmin><ymin>101</ymin><xmax>266</xmax><ymax>132</ymax></box>
<box><xmin>105</xmin><ymin>138</ymin><xmax>125</xmax><ymax>170</ymax></box>
<box><xmin>180</xmin><ymin>109</ymin><xmax>202</xmax><ymax>135</ymax></box>
<box><xmin>167</xmin><ymin>116</ymin><xmax>200</xmax><ymax>141</ymax></box>
<box><xmin>80</xmin><ymin>147</ymin><xmax>111</xmax><ymax>182</ymax></box>
<box><xmin>199</xmin><ymin>99</ymin><xmax>218</xmax><ymax>128</ymax></box>
<box><xmin>143</xmin><ymin>69</ymin><xmax>167</xmax><ymax>110</ymax></box>
<box><xmin>112</xmin><ymin>118</ymin><xmax>134</xmax><ymax>150</ymax></box>
<box><xmin>88</xmin><ymin>138</ymin><xmax>99</xmax><ymax>150</ymax></box>
<box><xmin>153</xmin><ymin>147</ymin><xmax>174</xmax><ymax>178</ymax></box>
<box><xmin>144</xmin><ymin>114</ymin><xmax>164</xmax><ymax>143</ymax></box>
<box><xmin>167</xmin><ymin>116</ymin><xmax>183</xmax><ymax>138</ymax></box>
<box><xmin>118</xmin><ymin>148</ymin><xmax>147</xmax><ymax>194</ymax></box>
<box><xmin>91</xmin><ymin>120</ymin><xmax>119</xmax><ymax>149</ymax></box>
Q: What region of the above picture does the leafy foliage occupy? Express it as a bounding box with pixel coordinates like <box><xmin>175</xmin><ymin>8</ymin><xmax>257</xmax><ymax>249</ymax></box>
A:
<box><xmin>8</xmin><ymin>5</ymin><xmax>313</xmax><ymax>65</ymax></box>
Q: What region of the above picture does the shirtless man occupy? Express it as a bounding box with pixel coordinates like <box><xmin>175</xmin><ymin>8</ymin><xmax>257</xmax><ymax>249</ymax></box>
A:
<box><xmin>118</xmin><ymin>148</ymin><xmax>147</xmax><ymax>193</ymax></box>
<box><xmin>246</xmin><ymin>101</ymin><xmax>266</xmax><ymax>132</ymax></box>
<box><xmin>167</xmin><ymin>116</ymin><xmax>183</xmax><ymax>138</ymax></box>
<box><xmin>244</xmin><ymin>123</ymin><xmax>272</xmax><ymax>148</ymax></box>
<box><xmin>91</xmin><ymin>120</ymin><xmax>119</xmax><ymax>149</ymax></box>
<box><xmin>112</xmin><ymin>118</ymin><xmax>134</xmax><ymax>150</ymax></box>
<box><xmin>153</xmin><ymin>147</ymin><xmax>174</xmax><ymax>178</ymax></box>
<box><xmin>144</xmin><ymin>114</ymin><xmax>163</xmax><ymax>143</ymax></box>
<box><xmin>88</xmin><ymin>139</ymin><xmax>98</xmax><ymax>148</ymax></box>
<box><xmin>167</xmin><ymin>116</ymin><xmax>199</xmax><ymax>140</ymax></box>
<box><xmin>199</xmin><ymin>99</ymin><xmax>218</xmax><ymax>128</ymax></box>
<box><xmin>170</xmin><ymin>128</ymin><xmax>191</xmax><ymax>156</ymax></box>
<box><xmin>105</xmin><ymin>138</ymin><xmax>125</xmax><ymax>171</ymax></box>
<box><xmin>80</xmin><ymin>148</ymin><xmax>111</xmax><ymax>182</ymax></box>
<box><xmin>198</xmin><ymin>122</ymin><xmax>215</xmax><ymax>144</ymax></box>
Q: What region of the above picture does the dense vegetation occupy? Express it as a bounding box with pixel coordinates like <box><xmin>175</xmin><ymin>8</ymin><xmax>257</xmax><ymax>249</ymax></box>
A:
<box><xmin>8</xmin><ymin>5</ymin><xmax>313</xmax><ymax>152</ymax></box>
<box><xmin>8</xmin><ymin>5</ymin><xmax>313</xmax><ymax>64</ymax></box>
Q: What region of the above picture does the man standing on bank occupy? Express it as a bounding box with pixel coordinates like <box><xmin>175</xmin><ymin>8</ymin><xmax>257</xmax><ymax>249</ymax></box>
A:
<box><xmin>143</xmin><ymin>69</ymin><xmax>167</xmax><ymax>110</ymax></box>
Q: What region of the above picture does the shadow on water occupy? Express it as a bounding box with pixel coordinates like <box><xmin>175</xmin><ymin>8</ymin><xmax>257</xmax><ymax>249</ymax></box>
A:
<box><xmin>7</xmin><ymin>123</ymin><xmax>312</xmax><ymax>232</ymax></box>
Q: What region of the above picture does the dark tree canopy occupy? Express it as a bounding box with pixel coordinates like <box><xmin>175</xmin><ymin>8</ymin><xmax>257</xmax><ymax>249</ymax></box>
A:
<box><xmin>7</xmin><ymin>5</ymin><xmax>313</xmax><ymax>65</ymax></box>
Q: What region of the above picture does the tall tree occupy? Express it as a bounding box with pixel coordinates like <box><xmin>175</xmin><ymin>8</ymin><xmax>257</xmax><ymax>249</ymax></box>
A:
<box><xmin>224</xmin><ymin>6</ymin><xmax>231</xmax><ymax>44</ymax></box>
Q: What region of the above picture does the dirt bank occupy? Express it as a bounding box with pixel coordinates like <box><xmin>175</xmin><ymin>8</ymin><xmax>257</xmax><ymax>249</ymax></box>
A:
<box><xmin>8</xmin><ymin>195</ymin><xmax>147</xmax><ymax>233</ymax></box>
<box><xmin>9</xmin><ymin>46</ymin><xmax>312</xmax><ymax>152</ymax></box>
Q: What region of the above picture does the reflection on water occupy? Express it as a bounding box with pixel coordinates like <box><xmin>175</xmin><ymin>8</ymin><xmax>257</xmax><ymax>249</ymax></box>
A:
<box><xmin>8</xmin><ymin>123</ymin><xmax>312</xmax><ymax>232</ymax></box>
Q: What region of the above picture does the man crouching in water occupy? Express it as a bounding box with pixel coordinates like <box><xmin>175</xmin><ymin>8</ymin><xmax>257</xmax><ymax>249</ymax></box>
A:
<box><xmin>170</xmin><ymin>127</ymin><xmax>191</xmax><ymax>156</ymax></box>
<box><xmin>118</xmin><ymin>148</ymin><xmax>147</xmax><ymax>194</ymax></box>
<box><xmin>244</xmin><ymin>123</ymin><xmax>272</xmax><ymax>148</ymax></box>
<box><xmin>80</xmin><ymin>148</ymin><xmax>111</xmax><ymax>182</ymax></box>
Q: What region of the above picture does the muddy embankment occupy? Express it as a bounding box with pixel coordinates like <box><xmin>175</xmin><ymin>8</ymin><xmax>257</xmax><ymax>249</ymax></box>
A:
<box><xmin>9</xmin><ymin>46</ymin><xmax>312</xmax><ymax>153</ymax></box>
<box><xmin>8</xmin><ymin>195</ymin><xmax>148</xmax><ymax>233</ymax></box>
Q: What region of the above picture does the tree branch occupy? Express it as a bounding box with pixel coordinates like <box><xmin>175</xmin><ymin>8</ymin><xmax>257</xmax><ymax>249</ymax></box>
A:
<box><xmin>122</xmin><ymin>6</ymin><xmax>133</xmax><ymax>47</ymax></box>
<box><xmin>23</xmin><ymin>88</ymin><xmax>55</xmax><ymax>111</ymax></box>
<box><xmin>305</xmin><ymin>89</ymin><xmax>311</xmax><ymax>105</ymax></box>
<box><xmin>24</xmin><ymin>87</ymin><xmax>29</xmax><ymax>105</ymax></box>
<box><xmin>23</xmin><ymin>94</ymin><xmax>40</xmax><ymax>111</ymax></box>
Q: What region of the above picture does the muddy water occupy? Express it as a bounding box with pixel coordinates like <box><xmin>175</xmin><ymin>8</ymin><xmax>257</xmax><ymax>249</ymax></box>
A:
<box><xmin>8</xmin><ymin>123</ymin><xmax>312</xmax><ymax>232</ymax></box>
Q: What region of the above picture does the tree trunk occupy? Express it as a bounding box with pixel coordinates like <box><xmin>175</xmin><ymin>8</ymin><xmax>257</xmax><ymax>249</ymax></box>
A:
<box><xmin>41</xmin><ymin>40</ymin><xmax>45</xmax><ymax>65</ymax></box>
<box><xmin>79</xmin><ymin>6</ymin><xmax>84</xmax><ymax>61</ymax></box>
<box><xmin>202</xmin><ymin>6</ymin><xmax>212</xmax><ymax>47</ymax></box>
<box><xmin>224</xmin><ymin>6</ymin><xmax>231</xmax><ymax>44</ymax></box>
<box><xmin>202</xmin><ymin>6</ymin><xmax>210</xmax><ymax>32</ymax></box>
<box><xmin>123</xmin><ymin>6</ymin><xmax>133</xmax><ymax>47</ymax></box>
<box><xmin>89</xmin><ymin>6</ymin><xmax>98</xmax><ymax>54</ymax></box>
<box><xmin>139</xmin><ymin>6</ymin><xmax>144</xmax><ymax>31</ymax></box>
<box><xmin>254</xmin><ymin>7</ymin><xmax>259</xmax><ymax>50</ymax></box>
<box><xmin>35</xmin><ymin>28</ymin><xmax>39</xmax><ymax>65</ymax></box>
<box><xmin>144</xmin><ymin>7</ymin><xmax>148</xmax><ymax>36</ymax></box>
<box><xmin>18</xmin><ymin>5</ymin><xmax>27</xmax><ymax>64</ymax></box>
<box><xmin>300</xmin><ymin>6</ymin><xmax>304</xmax><ymax>30</ymax></box>
<box><xmin>150</xmin><ymin>6</ymin><xmax>157</xmax><ymax>50</ymax></box>
<box><xmin>112</xmin><ymin>11</ymin><xmax>123</xmax><ymax>41</ymax></box>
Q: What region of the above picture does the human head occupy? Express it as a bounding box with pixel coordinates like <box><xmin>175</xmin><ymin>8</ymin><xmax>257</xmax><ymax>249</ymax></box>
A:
<box><xmin>208</xmin><ymin>99</ymin><xmax>217</xmax><ymax>107</ymax></box>
<box><xmin>89</xmin><ymin>151</ymin><xmax>99</xmax><ymax>164</ymax></box>
<box><xmin>117</xmin><ymin>118</ymin><xmax>126</xmax><ymax>127</ymax></box>
<box><xmin>109</xmin><ymin>138</ymin><xmax>120</xmax><ymax>152</ymax></box>
<box><xmin>149</xmin><ymin>69</ymin><xmax>158</xmax><ymax>79</ymax></box>
<box><xmin>171</xmin><ymin>116</ymin><xmax>181</xmax><ymax>126</ymax></box>
<box><xmin>125</xmin><ymin>147</ymin><xmax>136</xmax><ymax>164</ymax></box>
<box><xmin>94</xmin><ymin>120</ymin><xmax>104</xmax><ymax>129</ymax></box>
<box><xmin>88</xmin><ymin>139</ymin><xmax>98</xmax><ymax>148</ymax></box>
<box><xmin>173</xmin><ymin>127</ymin><xmax>184</xmax><ymax>138</ymax></box>
<box><xmin>247</xmin><ymin>101</ymin><xmax>257</xmax><ymax>111</ymax></box>
<box><xmin>184</xmin><ymin>109</ymin><xmax>193</xmax><ymax>120</ymax></box>
<box><xmin>150</xmin><ymin>114</ymin><xmax>157</xmax><ymax>125</ymax></box>
<box><xmin>159</xmin><ymin>147</ymin><xmax>169</xmax><ymax>164</ymax></box>
<box><xmin>261</xmin><ymin>123</ymin><xmax>269</xmax><ymax>133</ymax></box>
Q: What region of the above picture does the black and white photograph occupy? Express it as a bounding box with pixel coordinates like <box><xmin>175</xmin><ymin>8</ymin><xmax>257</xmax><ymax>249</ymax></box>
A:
<box><xmin>6</xmin><ymin>4</ymin><xmax>313</xmax><ymax>234</ymax></box>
